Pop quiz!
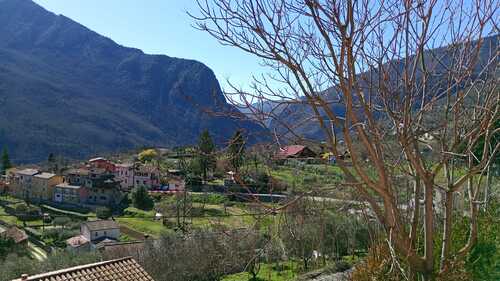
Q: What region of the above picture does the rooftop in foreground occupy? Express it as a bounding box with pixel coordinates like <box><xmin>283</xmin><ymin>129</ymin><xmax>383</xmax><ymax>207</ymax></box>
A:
<box><xmin>11</xmin><ymin>257</ymin><xmax>154</xmax><ymax>281</ymax></box>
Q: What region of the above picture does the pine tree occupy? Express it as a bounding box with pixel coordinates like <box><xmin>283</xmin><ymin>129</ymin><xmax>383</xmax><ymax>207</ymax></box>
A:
<box><xmin>228</xmin><ymin>130</ymin><xmax>245</xmax><ymax>172</ymax></box>
<box><xmin>198</xmin><ymin>129</ymin><xmax>215</xmax><ymax>181</ymax></box>
<box><xmin>1</xmin><ymin>147</ymin><xmax>12</xmax><ymax>175</ymax></box>
<box><xmin>131</xmin><ymin>186</ymin><xmax>154</xmax><ymax>210</ymax></box>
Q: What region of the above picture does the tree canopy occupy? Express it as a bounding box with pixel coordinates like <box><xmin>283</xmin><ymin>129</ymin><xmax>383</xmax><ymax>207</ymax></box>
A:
<box><xmin>197</xmin><ymin>130</ymin><xmax>215</xmax><ymax>181</ymax></box>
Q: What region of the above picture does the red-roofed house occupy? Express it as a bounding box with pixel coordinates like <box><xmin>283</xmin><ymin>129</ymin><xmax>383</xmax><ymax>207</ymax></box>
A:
<box><xmin>89</xmin><ymin>157</ymin><xmax>116</xmax><ymax>172</ymax></box>
<box><xmin>275</xmin><ymin>145</ymin><xmax>317</xmax><ymax>159</ymax></box>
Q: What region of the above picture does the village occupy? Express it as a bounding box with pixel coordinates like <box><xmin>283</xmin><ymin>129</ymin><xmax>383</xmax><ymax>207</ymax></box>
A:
<box><xmin>0</xmin><ymin>141</ymin><xmax>354</xmax><ymax>265</ymax></box>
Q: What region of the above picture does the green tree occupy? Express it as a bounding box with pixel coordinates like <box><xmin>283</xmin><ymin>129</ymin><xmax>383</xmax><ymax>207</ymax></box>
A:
<box><xmin>96</xmin><ymin>207</ymin><xmax>112</xmax><ymax>219</ymax></box>
<box><xmin>1</xmin><ymin>147</ymin><xmax>12</xmax><ymax>175</ymax></box>
<box><xmin>197</xmin><ymin>130</ymin><xmax>215</xmax><ymax>181</ymax></box>
<box><xmin>227</xmin><ymin>130</ymin><xmax>245</xmax><ymax>172</ymax></box>
<box><xmin>47</xmin><ymin>153</ymin><xmax>55</xmax><ymax>163</ymax></box>
<box><xmin>130</xmin><ymin>186</ymin><xmax>154</xmax><ymax>210</ymax></box>
<box><xmin>138</xmin><ymin>149</ymin><xmax>158</xmax><ymax>163</ymax></box>
<box><xmin>47</xmin><ymin>153</ymin><xmax>58</xmax><ymax>173</ymax></box>
<box><xmin>0</xmin><ymin>237</ymin><xmax>15</xmax><ymax>260</ymax></box>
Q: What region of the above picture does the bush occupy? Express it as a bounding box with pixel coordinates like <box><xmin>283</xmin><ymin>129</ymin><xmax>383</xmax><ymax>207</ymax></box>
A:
<box><xmin>96</xmin><ymin>207</ymin><xmax>112</xmax><ymax>219</ymax></box>
<box><xmin>123</xmin><ymin>207</ymin><xmax>154</xmax><ymax>218</ymax></box>
<box><xmin>52</xmin><ymin>216</ymin><xmax>71</xmax><ymax>228</ymax></box>
<box><xmin>14</xmin><ymin>203</ymin><xmax>41</xmax><ymax>221</ymax></box>
<box><xmin>130</xmin><ymin>186</ymin><xmax>154</xmax><ymax>210</ymax></box>
<box><xmin>42</xmin><ymin>228</ymin><xmax>78</xmax><ymax>248</ymax></box>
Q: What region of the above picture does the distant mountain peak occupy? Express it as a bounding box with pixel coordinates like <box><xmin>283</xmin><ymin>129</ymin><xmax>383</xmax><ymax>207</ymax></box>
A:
<box><xmin>0</xmin><ymin>0</ymin><xmax>265</xmax><ymax>162</ymax></box>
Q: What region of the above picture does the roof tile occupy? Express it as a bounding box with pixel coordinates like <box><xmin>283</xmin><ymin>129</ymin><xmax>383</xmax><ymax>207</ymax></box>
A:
<box><xmin>11</xmin><ymin>257</ymin><xmax>154</xmax><ymax>281</ymax></box>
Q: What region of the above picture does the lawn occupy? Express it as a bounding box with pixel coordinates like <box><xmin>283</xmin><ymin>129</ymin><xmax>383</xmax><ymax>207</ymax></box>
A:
<box><xmin>222</xmin><ymin>262</ymin><xmax>299</xmax><ymax>281</ymax></box>
<box><xmin>116</xmin><ymin>203</ymin><xmax>264</xmax><ymax>236</ymax></box>
<box><xmin>270</xmin><ymin>164</ymin><xmax>343</xmax><ymax>190</ymax></box>
<box><xmin>0</xmin><ymin>205</ymin><xmax>18</xmax><ymax>225</ymax></box>
<box><xmin>116</xmin><ymin>217</ymin><xmax>167</xmax><ymax>237</ymax></box>
<box><xmin>0</xmin><ymin>205</ymin><xmax>44</xmax><ymax>227</ymax></box>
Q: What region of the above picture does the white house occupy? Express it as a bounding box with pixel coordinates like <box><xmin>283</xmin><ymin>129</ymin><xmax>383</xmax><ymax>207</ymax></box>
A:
<box><xmin>81</xmin><ymin>220</ymin><xmax>120</xmax><ymax>243</ymax></box>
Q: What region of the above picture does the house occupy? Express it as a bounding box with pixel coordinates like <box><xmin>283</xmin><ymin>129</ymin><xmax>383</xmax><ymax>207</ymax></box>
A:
<box><xmin>65</xmin><ymin>167</ymin><xmax>122</xmax><ymax>206</ymax></box>
<box><xmin>31</xmin><ymin>173</ymin><xmax>63</xmax><ymax>203</ymax></box>
<box><xmin>65</xmin><ymin>168</ymin><xmax>90</xmax><ymax>186</ymax></box>
<box><xmin>65</xmin><ymin>235</ymin><xmax>91</xmax><ymax>252</ymax></box>
<box><xmin>10</xmin><ymin>257</ymin><xmax>155</xmax><ymax>281</ymax></box>
<box><xmin>10</xmin><ymin>169</ymin><xmax>39</xmax><ymax>199</ymax></box>
<box><xmin>53</xmin><ymin>183</ymin><xmax>86</xmax><ymax>205</ymax></box>
<box><xmin>134</xmin><ymin>165</ymin><xmax>159</xmax><ymax>190</ymax></box>
<box><xmin>0</xmin><ymin>226</ymin><xmax>28</xmax><ymax>245</ymax></box>
<box><xmin>89</xmin><ymin>157</ymin><xmax>116</xmax><ymax>172</ymax></box>
<box><xmin>85</xmin><ymin>175</ymin><xmax>122</xmax><ymax>206</ymax></box>
<box><xmin>163</xmin><ymin>177</ymin><xmax>185</xmax><ymax>191</ymax></box>
<box><xmin>114</xmin><ymin>163</ymin><xmax>134</xmax><ymax>190</ymax></box>
<box><xmin>81</xmin><ymin>220</ymin><xmax>120</xmax><ymax>243</ymax></box>
<box><xmin>275</xmin><ymin>145</ymin><xmax>317</xmax><ymax>159</ymax></box>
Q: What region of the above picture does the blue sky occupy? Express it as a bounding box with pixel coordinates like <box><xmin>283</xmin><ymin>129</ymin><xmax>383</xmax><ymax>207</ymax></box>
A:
<box><xmin>33</xmin><ymin>0</ymin><xmax>265</xmax><ymax>91</ymax></box>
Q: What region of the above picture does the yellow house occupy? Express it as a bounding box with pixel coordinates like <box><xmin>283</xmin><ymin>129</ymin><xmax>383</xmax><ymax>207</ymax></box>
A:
<box><xmin>31</xmin><ymin>172</ymin><xmax>63</xmax><ymax>202</ymax></box>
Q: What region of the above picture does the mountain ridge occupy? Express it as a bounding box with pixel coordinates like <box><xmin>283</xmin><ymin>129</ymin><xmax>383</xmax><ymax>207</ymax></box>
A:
<box><xmin>0</xmin><ymin>0</ymin><xmax>265</xmax><ymax>163</ymax></box>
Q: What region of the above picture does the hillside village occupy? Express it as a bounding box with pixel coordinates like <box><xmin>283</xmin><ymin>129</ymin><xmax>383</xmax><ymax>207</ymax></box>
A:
<box><xmin>0</xmin><ymin>1</ymin><xmax>498</xmax><ymax>281</ymax></box>
<box><xmin>2</xmin><ymin>156</ymin><xmax>185</xmax><ymax>208</ymax></box>
<box><xmin>0</xmin><ymin>137</ymin><xmax>369</xmax><ymax>280</ymax></box>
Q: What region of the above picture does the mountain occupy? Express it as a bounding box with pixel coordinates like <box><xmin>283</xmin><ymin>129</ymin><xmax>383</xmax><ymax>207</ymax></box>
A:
<box><xmin>0</xmin><ymin>0</ymin><xmax>266</xmax><ymax>163</ymax></box>
<box><xmin>269</xmin><ymin>34</ymin><xmax>498</xmax><ymax>141</ymax></box>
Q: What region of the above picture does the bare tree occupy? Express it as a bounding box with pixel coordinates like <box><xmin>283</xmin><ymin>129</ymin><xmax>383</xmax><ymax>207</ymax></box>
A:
<box><xmin>192</xmin><ymin>1</ymin><xmax>499</xmax><ymax>280</ymax></box>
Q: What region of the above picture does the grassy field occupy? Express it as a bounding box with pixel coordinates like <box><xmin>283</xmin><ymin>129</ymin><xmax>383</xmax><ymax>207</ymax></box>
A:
<box><xmin>116</xmin><ymin>217</ymin><xmax>167</xmax><ymax>237</ymax></box>
<box><xmin>116</xmin><ymin>203</ymin><xmax>264</xmax><ymax>236</ymax></box>
<box><xmin>0</xmin><ymin>198</ymin><xmax>44</xmax><ymax>227</ymax></box>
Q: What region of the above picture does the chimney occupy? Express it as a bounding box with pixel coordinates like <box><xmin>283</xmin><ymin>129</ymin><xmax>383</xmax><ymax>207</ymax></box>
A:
<box><xmin>21</xmin><ymin>274</ymin><xmax>29</xmax><ymax>280</ymax></box>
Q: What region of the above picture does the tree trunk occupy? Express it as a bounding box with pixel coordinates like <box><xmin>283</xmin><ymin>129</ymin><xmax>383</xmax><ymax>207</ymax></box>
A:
<box><xmin>423</xmin><ymin>182</ymin><xmax>435</xmax><ymax>279</ymax></box>
<box><xmin>440</xmin><ymin>191</ymin><xmax>454</xmax><ymax>272</ymax></box>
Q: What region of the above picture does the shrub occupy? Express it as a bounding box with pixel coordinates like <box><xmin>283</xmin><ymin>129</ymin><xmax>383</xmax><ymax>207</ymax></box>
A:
<box><xmin>14</xmin><ymin>203</ymin><xmax>41</xmax><ymax>221</ymax></box>
<box><xmin>52</xmin><ymin>216</ymin><xmax>71</xmax><ymax>228</ymax></box>
<box><xmin>96</xmin><ymin>207</ymin><xmax>112</xmax><ymax>219</ymax></box>
<box><xmin>130</xmin><ymin>186</ymin><xmax>154</xmax><ymax>210</ymax></box>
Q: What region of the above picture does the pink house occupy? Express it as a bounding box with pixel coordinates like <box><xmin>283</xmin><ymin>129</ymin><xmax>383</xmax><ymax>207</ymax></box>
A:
<box><xmin>115</xmin><ymin>163</ymin><xmax>134</xmax><ymax>190</ymax></box>
<box><xmin>134</xmin><ymin>165</ymin><xmax>159</xmax><ymax>190</ymax></box>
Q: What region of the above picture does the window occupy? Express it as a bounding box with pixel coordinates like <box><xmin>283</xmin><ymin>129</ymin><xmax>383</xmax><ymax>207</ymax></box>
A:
<box><xmin>95</xmin><ymin>232</ymin><xmax>98</xmax><ymax>237</ymax></box>
<box><xmin>104</xmin><ymin>231</ymin><xmax>107</xmax><ymax>236</ymax></box>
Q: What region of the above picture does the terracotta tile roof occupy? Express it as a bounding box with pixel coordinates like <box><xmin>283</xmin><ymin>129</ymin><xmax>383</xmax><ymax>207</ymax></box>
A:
<box><xmin>99</xmin><ymin>241</ymin><xmax>145</xmax><ymax>256</ymax></box>
<box><xmin>276</xmin><ymin>145</ymin><xmax>308</xmax><ymax>158</ymax></box>
<box><xmin>0</xmin><ymin>226</ymin><xmax>28</xmax><ymax>244</ymax></box>
<box><xmin>83</xmin><ymin>220</ymin><xmax>120</xmax><ymax>231</ymax></box>
<box><xmin>11</xmin><ymin>257</ymin><xmax>155</xmax><ymax>281</ymax></box>
<box><xmin>66</xmin><ymin>235</ymin><xmax>90</xmax><ymax>248</ymax></box>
